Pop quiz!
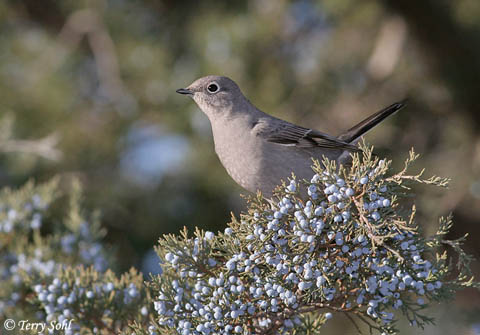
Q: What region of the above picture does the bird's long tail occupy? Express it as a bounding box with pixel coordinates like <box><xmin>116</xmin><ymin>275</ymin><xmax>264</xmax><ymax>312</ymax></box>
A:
<box><xmin>337</xmin><ymin>100</ymin><xmax>407</xmax><ymax>143</ymax></box>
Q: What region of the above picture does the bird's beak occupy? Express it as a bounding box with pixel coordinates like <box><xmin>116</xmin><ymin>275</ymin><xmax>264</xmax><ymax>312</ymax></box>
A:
<box><xmin>176</xmin><ymin>88</ymin><xmax>194</xmax><ymax>96</ymax></box>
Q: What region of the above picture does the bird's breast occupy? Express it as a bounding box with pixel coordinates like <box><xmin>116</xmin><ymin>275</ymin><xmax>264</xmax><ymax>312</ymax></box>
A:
<box><xmin>211</xmin><ymin>120</ymin><xmax>318</xmax><ymax>196</ymax></box>
<box><xmin>212</xmin><ymin>121</ymin><xmax>264</xmax><ymax>192</ymax></box>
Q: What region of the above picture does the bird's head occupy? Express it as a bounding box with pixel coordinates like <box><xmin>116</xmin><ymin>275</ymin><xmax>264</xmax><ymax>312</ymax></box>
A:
<box><xmin>176</xmin><ymin>75</ymin><xmax>245</xmax><ymax>117</ymax></box>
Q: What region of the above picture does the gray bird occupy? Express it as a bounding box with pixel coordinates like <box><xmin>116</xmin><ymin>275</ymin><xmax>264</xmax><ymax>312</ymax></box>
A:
<box><xmin>177</xmin><ymin>75</ymin><xmax>405</xmax><ymax>197</ymax></box>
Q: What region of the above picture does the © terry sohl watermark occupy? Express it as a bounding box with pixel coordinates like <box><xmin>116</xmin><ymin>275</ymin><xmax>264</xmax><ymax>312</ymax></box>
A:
<box><xmin>3</xmin><ymin>318</ymin><xmax>74</xmax><ymax>333</ymax></box>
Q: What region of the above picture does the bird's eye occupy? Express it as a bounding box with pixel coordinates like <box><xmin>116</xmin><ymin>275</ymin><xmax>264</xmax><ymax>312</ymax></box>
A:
<box><xmin>207</xmin><ymin>83</ymin><xmax>219</xmax><ymax>93</ymax></box>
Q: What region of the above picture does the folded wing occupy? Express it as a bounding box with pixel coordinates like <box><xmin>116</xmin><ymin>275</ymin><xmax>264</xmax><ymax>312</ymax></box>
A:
<box><xmin>253</xmin><ymin>119</ymin><xmax>359</xmax><ymax>151</ymax></box>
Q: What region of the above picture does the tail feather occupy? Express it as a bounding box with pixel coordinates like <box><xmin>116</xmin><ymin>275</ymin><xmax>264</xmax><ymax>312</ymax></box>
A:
<box><xmin>337</xmin><ymin>100</ymin><xmax>407</xmax><ymax>143</ymax></box>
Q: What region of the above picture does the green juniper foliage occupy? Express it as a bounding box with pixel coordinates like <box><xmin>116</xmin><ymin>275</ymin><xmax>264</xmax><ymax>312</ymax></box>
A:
<box><xmin>139</xmin><ymin>146</ymin><xmax>478</xmax><ymax>335</ymax></box>
<box><xmin>0</xmin><ymin>179</ymin><xmax>151</xmax><ymax>334</ymax></box>
<box><xmin>0</xmin><ymin>146</ymin><xmax>478</xmax><ymax>335</ymax></box>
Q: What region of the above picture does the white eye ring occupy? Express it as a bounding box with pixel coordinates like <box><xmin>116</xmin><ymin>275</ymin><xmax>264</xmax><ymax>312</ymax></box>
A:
<box><xmin>207</xmin><ymin>82</ymin><xmax>219</xmax><ymax>93</ymax></box>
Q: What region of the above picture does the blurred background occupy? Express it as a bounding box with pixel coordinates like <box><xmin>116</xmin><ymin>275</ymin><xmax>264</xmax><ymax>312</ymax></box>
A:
<box><xmin>0</xmin><ymin>0</ymin><xmax>479</xmax><ymax>333</ymax></box>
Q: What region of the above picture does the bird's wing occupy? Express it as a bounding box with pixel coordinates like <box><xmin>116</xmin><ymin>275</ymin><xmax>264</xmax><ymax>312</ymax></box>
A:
<box><xmin>253</xmin><ymin>118</ymin><xmax>360</xmax><ymax>151</ymax></box>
